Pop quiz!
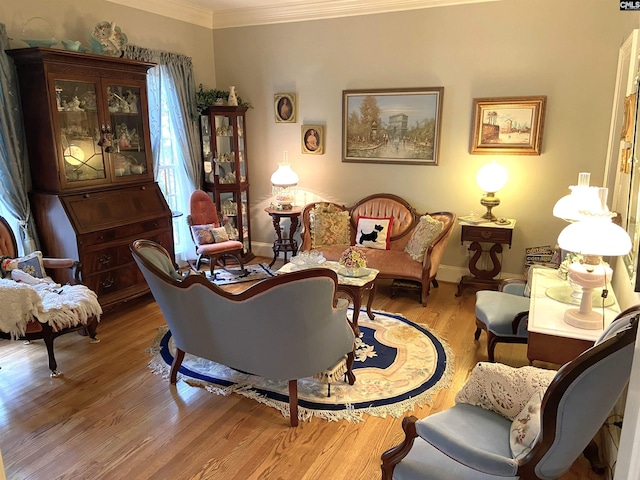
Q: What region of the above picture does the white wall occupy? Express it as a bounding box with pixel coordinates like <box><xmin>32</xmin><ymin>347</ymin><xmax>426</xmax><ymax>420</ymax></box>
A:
<box><xmin>0</xmin><ymin>0</ymin><xmax>216</xmax><ymax>87</ymax></box>
<box><xmin>212</xmin><ymin>0</ymin><xmax>636</xmax><ymax>276</ymax></box>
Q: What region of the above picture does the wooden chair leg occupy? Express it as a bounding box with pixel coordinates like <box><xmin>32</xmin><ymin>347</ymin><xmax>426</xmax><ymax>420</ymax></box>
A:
<box><xmin>288</xmin><ymin>379</ymin><xmax>299</xmax><ymax>427</ymax></box>
<box><xmin>170</xmin><ymin>348</ymin><xmax>186</xmax><ymax>384</ymax></box>
<box><xmin>487</xmin><ymin>332</ymin><xmax>498</xmax><ymax>362</ymax></box>
<box><xmin>41</xmin><ymin>326</ymin><xmax>59</xmax><ymax>376</ymax></box>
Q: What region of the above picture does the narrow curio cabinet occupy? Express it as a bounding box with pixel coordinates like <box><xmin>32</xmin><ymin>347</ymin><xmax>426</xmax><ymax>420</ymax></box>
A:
<box><xmin>8</xmin><ymin>47</ymin><xmax>174</xmax><ymax>308</ymax></box>
<box><xmin>200</xmin><ymin>105</ymin><xmax>254</xmax><ymax>260</ymax></box>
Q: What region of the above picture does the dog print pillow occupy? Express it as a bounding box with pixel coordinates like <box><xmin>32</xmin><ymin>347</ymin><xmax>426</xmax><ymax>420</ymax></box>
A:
<box><xmin>355</xmin><ymin>216</ymin><xmax>393</xmax><ymax>249</ymax></box>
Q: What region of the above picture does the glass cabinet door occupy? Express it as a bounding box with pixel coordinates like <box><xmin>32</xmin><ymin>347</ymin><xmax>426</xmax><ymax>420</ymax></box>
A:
<box><xmin>55</xmin><ymin>79</ymin><xmax>106</xmax><ymax>184</ymax></box>
<box><xmin>106</xmin><ymin>84</ymin><xmax>150</xmax><ymax>179</ymax></box>
<box><xmin>219</xmin><ymin>190</ymin><xmax>251</xmax><ymax>253</ymax></box>
<box><xmin>214</xmin><ymin>114</ymin><xmax>236</xmax><ymax>184</ymax></box>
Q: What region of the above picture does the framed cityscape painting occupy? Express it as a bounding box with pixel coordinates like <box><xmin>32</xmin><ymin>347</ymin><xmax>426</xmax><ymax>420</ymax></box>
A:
<box><xmin>470</xmin><ymin>96</ymin><xmax>547</xmax><ymax>155</ymax></box>
<box><xmin>342</xmin><ymin>87</ymin><xmax>444</xmax><ymax>165</ymax></box>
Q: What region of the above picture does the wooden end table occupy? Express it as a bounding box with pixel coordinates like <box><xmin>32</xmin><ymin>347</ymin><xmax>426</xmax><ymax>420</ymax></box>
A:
<box><xmin>265</xmin><ymin>206</ymin><xmax>302</xmax><ymax>267</ymax></box>
<box><xmin>276</xmin><ymin>261</ymin><xmax>379</xmax><ymax>336</ymax></box>
<box><xmin>456</xmin><ymin>219</ymin><xmax>516</xmax><ymax>296</ymax></box>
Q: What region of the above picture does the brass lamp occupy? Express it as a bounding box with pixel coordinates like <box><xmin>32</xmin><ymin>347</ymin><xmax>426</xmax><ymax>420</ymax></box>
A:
<box><xmin>476</xmin><ymin>162</ymin><xmax>508</xmax><ymax>221</ymax></box>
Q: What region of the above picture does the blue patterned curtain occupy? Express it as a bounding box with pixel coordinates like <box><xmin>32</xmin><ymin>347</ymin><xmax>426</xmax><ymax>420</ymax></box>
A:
<box><xmin>0</xmin><ymin>23</ymin><xmax>38</xmax><ymax>254</ymax></box>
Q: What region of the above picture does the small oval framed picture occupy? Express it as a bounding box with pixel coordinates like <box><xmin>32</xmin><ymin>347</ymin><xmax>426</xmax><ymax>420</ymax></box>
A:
<box><xmin>302</xmin><ymin>125</ymin><xmax>324</xmax><ymax>155</ymax></box>
<box><xmin>275</xmin><ymin>93</ymin><xmax>296</xmax><ymax>123</ymax></box>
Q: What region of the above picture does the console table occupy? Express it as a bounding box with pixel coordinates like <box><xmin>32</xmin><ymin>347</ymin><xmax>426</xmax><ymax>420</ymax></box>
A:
<box><xmin>527</xmin><ymin>267</ymin><xmax>620</xmax><ymax>365</ymax></box>
<box><xmin>265</xmin><ymin>206</ymin><xmax>302</xmax><ymax>267</ymax></box>
<box><xmin>456</xmin><ymin>219</ymin><xmax>515</xmax><ymax>296</ymax></box>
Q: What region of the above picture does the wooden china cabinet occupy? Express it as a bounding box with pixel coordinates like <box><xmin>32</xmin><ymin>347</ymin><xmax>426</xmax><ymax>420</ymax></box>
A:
<box><xmin>8</xmin><ymin>47</ymin><xmax>174</xmax><ymax>308</ymax></box>
<box><xmin>200</xmin><ymin>105</ymin><xmax>254</xmax><ymax>260</ymax></box>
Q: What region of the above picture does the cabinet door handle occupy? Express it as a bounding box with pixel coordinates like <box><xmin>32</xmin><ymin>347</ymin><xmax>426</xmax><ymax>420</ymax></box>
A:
<box><xmin>98</xmin><ymin>254</ymin><xmax>112</xmax><ymax>265</ymax></box>
<box><xmin>100</xmin><ymin>278</ymin><xmax>115</xmax><ymax>288</ymax></box>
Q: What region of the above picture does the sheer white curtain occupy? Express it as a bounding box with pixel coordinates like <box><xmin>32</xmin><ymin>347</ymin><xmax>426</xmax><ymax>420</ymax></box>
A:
<box><xmin>125</xmin><ymin>46</ymin><xmax>202</xmax><ymax>264</ymax></box>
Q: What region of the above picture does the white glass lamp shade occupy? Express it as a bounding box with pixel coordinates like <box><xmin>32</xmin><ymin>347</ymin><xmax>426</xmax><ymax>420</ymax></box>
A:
<box><xmin>476</xmin><ymin>163</ymin><xmax>508</xmax><ymax>193</ymax></box>
<box><xmin>270</xmin><ymin>164</ymin><xmax>299</xmax><ymax>187</ymax></box>
<box><xmin>557</xmin><ymin>219</ymin><xmax>631</xmax><ymax>257</ymax></box>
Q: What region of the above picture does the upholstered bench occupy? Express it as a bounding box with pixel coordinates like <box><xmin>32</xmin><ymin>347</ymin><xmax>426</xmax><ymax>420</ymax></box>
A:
<box><xmin>299</xmin><ymin>193</ymin><xmax>456</xmax><ymax>305</ymax></box>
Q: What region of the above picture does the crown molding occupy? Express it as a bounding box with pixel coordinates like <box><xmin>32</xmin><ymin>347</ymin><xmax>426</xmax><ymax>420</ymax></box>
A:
<box><xmin>107</xmin><ymin>0</ymin><xmax>499</xmax><ymax>30</ymax></box>
<box><xmin>106</xmin><ymin>0</ymin><xmax>214</xmax><ymax>29</ymax></box>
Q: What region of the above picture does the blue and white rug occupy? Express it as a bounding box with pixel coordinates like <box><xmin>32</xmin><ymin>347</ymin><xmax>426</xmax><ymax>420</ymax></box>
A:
<box><xmin>148</xmin><ymin>309</ymin><xmax>453</xmax><ymax>423</ymax></box>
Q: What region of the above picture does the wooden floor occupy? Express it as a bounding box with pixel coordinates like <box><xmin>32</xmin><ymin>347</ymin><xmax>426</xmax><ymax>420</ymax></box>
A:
<box><xmin>0</xmin><ymin>259</ymin><xmax>606</xmax><ymax>479</ymax></box>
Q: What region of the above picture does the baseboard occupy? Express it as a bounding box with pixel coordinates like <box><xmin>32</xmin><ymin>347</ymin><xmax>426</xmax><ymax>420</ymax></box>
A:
<box><xmin>252</xmin><ymin>242</ymin><xmax>522</xmax><ymax>283</ymax></box>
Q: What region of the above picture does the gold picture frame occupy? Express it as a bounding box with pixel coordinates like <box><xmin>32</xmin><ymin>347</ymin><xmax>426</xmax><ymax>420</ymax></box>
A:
<box><xmin>302</xmin><ymin>125</ymin><xmax>324</xmax><ymax>155</ymax></box>
<box><xmin>275</xmin><ymin>93</ymin><xmax>296</xmax><ymax>123</ymax></box>
<box><xmin>470</xmin><ymin>96</ymin><xmax>547</xmax><ymax>155</ymax></box>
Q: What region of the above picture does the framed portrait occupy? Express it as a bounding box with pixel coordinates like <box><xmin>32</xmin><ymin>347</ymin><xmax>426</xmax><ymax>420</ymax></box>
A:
<box><xmin>302</xmin><ymin>125</ymin><xmax>324</xmax><ymax>155</ymax></box>
<box><xmin>342</xmin><ymin>87</ymin><xmax>444</xmax><ymax>165</ymax></box>
<box><xmin>275</xmin><ymin>93</ymin><xmax>296</xmax><ymax>123</ymax></box>
<box><xmin>470</xmin><ymin>96</ymin><xmax>547</xmax><ymax>155</ymax></box>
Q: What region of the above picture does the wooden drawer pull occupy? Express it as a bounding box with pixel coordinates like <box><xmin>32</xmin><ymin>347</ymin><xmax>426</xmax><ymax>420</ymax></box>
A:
<box><xmin>98</xmin><ymin>255</ymin><xmax>112</xmax><ymax>265</ymax></box>
<box><xmin>481</xmin><ymin>231</ymin><xmax>492</xmax><ymax>239</ymax></box>
<box><xmin>100</xmin><ymin>278</ymin><xmax>115</xmax><ymax>288</ymax></box>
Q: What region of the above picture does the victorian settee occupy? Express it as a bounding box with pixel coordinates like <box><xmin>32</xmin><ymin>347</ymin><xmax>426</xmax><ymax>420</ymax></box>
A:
<box><xmin>130</xmin><ymin>239</ymin><xmax>356</xmax><ymax>427</ymax></box>
<box><xmin>299</xmin><ymin>193</ymin><xmax>456</xmax><ymax>305</ymax></box>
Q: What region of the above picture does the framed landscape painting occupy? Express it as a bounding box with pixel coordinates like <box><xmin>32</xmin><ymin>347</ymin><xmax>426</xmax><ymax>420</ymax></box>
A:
<box><xmin>342</xmin><ymin>87</ymin><xmax>444</xmax><ymax>165</ymax></box>
<box><xmin>470</xmin><ymin>96</ymin><xmax>547</xmax><ymax>155</ymax></box>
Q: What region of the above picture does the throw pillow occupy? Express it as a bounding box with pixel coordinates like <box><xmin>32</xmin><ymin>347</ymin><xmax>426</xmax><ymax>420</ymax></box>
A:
<box><xmin>311</xmin><ymin>206</ymin><xmax>351</xmax><ymax>248</ymax></box>
<box><xmin>355</xmin><ymin>216</ymin><xmax>393</xmax><ymax>250</ymax></box>
<box><xmin>1</xmin><ymin>251</ymin><xmax>47</xmax><ymax>279</ymax></box>
<box><xmin>455</xmin><ymin>362</ymin><xmax>556</xmax><ymax>420</ymax></box>
<box><xmin>191</xmin><ymin>224</ymin><xmax>216</xmax><ymax>245</ymax></box>
<box><xmin>404</xmin><ymin>215</ymin><xmax>444</xmax><ymax>262</ymax></box>
<box><xmin>211</xmin><ymin>226</ymin><xmax>229</xmax><ymax>242</ymax></box>
<box><xmin>510</xmin><ymin>389</ymin><xmax>544</xmax><ymax>459</ymax></box>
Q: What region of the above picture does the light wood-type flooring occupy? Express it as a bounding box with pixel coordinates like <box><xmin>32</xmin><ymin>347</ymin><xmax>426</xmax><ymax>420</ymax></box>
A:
<box><xmin>0</xmin><ymin>258</ymin><xmax>607</xmax><ymax>479</ymax></box>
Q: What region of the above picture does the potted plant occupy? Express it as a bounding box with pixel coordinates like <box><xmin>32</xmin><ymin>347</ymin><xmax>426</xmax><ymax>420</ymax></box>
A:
<box><xmin>195</xmin><ymin>84</ymin><xmax>252</xmax><ymax>113</ymax></box>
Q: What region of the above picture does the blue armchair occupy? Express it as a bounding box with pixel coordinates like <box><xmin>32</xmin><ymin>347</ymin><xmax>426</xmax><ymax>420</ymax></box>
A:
<box><xmin>130</xmin><ymin>239</ymin><xmax>356</xmax><ymax>427</ymax></box>
<box><xmin>381</xmin><ymin>305</ymin><xmax>640</xmax><ymax>479</ymax></box>
<box><xmin>475</xmin><ymin>278</ymin><xmax>530</xmax><ymax>362</ymax></box>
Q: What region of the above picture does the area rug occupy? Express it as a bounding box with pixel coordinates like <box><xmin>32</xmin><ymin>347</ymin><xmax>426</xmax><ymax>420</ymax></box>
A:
<box><xmin>204</xmin><ymin>263</ymin><xmax>275</xmax><ymax>286</ymax></box>
<box><xmin>148</xmin><ymin>309</ymin><xmax>454</xmax><ymax>423</ymax></box>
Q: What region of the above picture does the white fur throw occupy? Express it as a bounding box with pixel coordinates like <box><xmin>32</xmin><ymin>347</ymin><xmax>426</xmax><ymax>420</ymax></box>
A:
<box><xmin>0</xmin><ymin>278</ymin><xmax>102</xmax><ymax>338</ymax></box>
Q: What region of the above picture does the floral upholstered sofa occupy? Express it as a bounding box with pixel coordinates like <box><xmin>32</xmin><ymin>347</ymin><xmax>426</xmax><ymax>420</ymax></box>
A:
<box><xmin>299</xmin><ymin>193</ymin><xmax>456</xmax><ymax>305</ymax></box>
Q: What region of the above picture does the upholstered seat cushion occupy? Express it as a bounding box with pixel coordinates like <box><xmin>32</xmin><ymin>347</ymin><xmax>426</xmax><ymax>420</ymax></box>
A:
<box><xmin>195</xmin><ymin>240</ymin><xmax>244</xmax><ymax>256</ymax></box>
<box><xmin>312</xmin><ymin>245</ymin><xmax>422</xmax><ymax>280</ymax></box>
<box><xmin>393</xmin><ymin>404</ymin><xmax>516</xmax><ymax>479</ymax></box>
<box><xmin>475</xmin><ymin>290</ymin><xmax>530</xmax><ymax>337</ymax></box>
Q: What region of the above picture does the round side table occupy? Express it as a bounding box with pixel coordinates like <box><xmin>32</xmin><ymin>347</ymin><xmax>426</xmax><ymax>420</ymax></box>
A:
<box><xmin>264</xmin><ymin>206</ymin><xmax>302</xmax><ymax>267</ymax></box>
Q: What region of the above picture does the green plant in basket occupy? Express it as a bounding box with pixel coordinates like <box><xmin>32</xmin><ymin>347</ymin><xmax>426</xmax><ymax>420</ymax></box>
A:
<box><xmin>339</xmin><ymin>246</ymin><xmax>367</xmax><ymax>269</ymax></box>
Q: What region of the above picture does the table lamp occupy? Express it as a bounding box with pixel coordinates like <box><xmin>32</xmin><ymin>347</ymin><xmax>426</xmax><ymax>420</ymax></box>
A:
<box><xmin>271</xmin><ymin>151</ymin><xmax>298</xmax><ymax>210</ymax></box>
<box><xmin>557</xmin><ymin>190</ymin><xmax>631</xmax><ymax>329</ymax></box>
<box><xmin>476</xmin><ymin>162</ymin><xmax>508</xmax><ymax>221</ymax></box>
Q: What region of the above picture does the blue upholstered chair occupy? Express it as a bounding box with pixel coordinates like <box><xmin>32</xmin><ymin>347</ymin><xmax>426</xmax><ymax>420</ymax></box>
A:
<box><xmin>130</xmin><ymin>239</ymin><xmax>356</xmax><ymax>427</ymax></box>
<box><xmin>381</xmin><ymin>305</ymin><xmax>640</xmax><ymax>479</ymax></box>
<box><xmin>475</xmin><ymin>278</ymin><xmax>530</xmax><ymax>362</ymax></box>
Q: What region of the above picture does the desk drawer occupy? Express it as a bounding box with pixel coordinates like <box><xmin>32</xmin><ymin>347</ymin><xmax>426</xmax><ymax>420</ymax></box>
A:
<box><xmin>462</xmin><ymin>225</ymin><xmax>512</xmax><ymax>244</ymax></box>
<box><xmin>79</xmin><ymin>216</ymin><xmax>171</xmax><ymax>247</ymax></box>
<box><xmin>82</xmin><ymin>231</ymin><xmax>173</xmax><ymax>272</ymax></box>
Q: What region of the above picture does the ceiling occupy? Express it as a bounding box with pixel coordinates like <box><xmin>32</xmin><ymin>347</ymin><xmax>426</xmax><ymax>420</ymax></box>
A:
<box><xmin>106</xmin><ymin>0</ymin><xmax>499</xmax><ymax>29</ymax></box>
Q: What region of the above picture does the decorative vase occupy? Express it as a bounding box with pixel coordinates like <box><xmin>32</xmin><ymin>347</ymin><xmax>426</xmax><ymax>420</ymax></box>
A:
<box><xmin>227</xmin><ymin>86</ymin><xmax>238</xmax><ymax>106</ymax></box>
